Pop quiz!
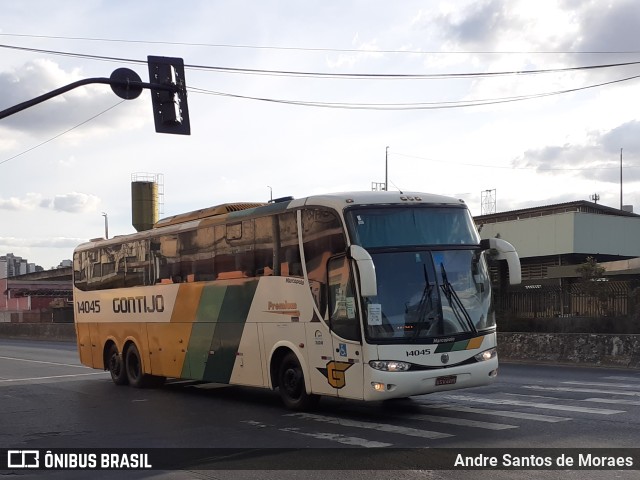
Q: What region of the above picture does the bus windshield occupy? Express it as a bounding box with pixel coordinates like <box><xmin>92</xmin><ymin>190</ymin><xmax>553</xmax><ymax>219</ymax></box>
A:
<box><xmin>346</xmin><ymin>207</ymin><xmax>493</xmax><ymax>343</ymax></box>
<box><xmin>348</xmin><ymin>206</ymin><xmax>479</xmax><ymax>248</ymax></box>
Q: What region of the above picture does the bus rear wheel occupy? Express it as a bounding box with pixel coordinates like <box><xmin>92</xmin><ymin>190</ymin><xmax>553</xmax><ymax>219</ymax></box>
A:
<box><xmin>125</xmin><ymin>343</ymin><xmax>165</xmax><ymax>388</ymax></box>
<box><xmin>106</xmin><ymin>344</ymin><xmax>128</xmax><ymax>386</ymax></box>
<box><xmin>278</xmin><ymin>352</ymin><xmax>319</xmax><ymax>410</ymax></box>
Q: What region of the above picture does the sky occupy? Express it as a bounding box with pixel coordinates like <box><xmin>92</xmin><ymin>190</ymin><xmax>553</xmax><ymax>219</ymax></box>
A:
<box><xmin>2</xmin><ymin>0</ymin><xmax>640</xmax><ymax>269</ymax></box>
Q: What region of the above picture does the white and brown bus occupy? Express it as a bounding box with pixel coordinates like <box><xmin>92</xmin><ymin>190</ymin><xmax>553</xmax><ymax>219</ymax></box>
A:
<box><xmin>73</xmin><ymin>191</ymin><xmax>521</xmax><ymax>409</ymax></box>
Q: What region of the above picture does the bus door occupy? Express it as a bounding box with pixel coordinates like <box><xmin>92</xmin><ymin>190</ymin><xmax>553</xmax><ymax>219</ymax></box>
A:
<box><xmin>326</xmin><ymin>255</ymin><xmax>364</xmax><ymax>400</ymax></box>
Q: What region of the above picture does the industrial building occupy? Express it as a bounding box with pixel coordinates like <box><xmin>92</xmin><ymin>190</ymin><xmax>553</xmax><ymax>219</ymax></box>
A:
<box><xmin>475</xmin><ymin>200</ymin><xmax>640</xmax><ymax>322</ymax></box>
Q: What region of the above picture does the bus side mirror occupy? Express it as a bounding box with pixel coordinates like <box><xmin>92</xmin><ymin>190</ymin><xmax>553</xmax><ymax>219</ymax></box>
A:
<box><xmin>348</xmin><ymin>245</ymin><xmax>377</xmax><ymax>297</ymax></box>
<box><xmin>480</xmin><ymin>238</ymin><xmax>521</xmax><ymax>285</ymax></box>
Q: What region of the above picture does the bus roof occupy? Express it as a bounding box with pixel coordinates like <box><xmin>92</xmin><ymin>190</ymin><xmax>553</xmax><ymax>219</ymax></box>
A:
<box><xmin>154</xmin><ymin>202</ymin><xmax>267</xmax><ymax>228</ymax></box>
<box><xmin>294</xmin><ymin>191</ymin><xmax>465</xmax><ymax>211</ymax></box>
<box><xmin>74</xmin><ymin>191</ymin><xmax>466</xmax><ymax>252</ymax></box>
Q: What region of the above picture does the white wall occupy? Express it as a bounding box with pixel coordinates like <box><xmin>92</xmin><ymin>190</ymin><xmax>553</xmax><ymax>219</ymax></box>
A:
<box><xmin>479</xmin><ymin>212</ymin><xmax>640</xmax><ymax>259</ymax></box>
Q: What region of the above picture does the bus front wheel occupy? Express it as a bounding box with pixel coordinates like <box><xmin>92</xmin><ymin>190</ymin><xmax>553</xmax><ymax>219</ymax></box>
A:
<box><xmin>278</xmin><ymin>352</ymin><xmax>319</xmax><ymax>410</ymax></box>
<box><xmin>106</xmin><ymin>344</ymin><xmax>128</xmax><ymax>386</ymax></box>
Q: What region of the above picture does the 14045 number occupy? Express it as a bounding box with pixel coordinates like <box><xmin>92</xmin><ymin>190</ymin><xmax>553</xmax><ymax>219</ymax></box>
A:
<box><xmin>406</xmin><ymin>349</ymin><xmax>432</xmax><ymax>357</ymax></box>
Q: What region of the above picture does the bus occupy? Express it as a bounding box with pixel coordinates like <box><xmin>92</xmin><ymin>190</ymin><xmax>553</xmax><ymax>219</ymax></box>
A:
<box><xmin>73</xmin><ymin>191</ymin><xmax>521</xmax><ymax>410</ymax></box>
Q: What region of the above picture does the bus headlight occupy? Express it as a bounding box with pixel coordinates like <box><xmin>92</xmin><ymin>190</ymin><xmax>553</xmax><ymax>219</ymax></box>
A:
<box><xmin>369</xmin><ymin>360</ymin><xmax>411</xmax><ymax>372</ymax></box>
<box><xmin>474</xmin><ymin>348</ymin><xmax>497</xmax><ymax>362</ymax></box>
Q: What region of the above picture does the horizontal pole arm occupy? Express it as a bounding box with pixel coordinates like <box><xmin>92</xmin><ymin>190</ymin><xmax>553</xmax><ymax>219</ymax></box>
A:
<box><xmin>0</xmin><ymin>77</ymin><xmax>177</xmax><ymax>120</ymax></box>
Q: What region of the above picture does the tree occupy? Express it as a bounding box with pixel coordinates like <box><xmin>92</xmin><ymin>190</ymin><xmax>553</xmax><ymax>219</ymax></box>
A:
<box><xmin>576</xmin><ymin>256</ymin><xmax>605</xmax><ymax>281</ymax></box>
<box><xmin>575</xmin><ymin>256</ymin><xmax>610</xmax><ymax>316</ymax></box>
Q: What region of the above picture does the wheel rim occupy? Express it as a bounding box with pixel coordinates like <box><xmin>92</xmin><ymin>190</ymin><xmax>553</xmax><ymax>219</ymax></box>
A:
<box><xmin>109</xmin><ymin>353</ymin><xmax>121</xmax><ymax>376</ymax></box>
<box><xmin>282</xmin><ymin>365</ymin><xmax>302</xmax><ymax>400</ymax></box>
<box><xmin>127</xmin><ymin>350</ymin><xmax>141</xmax><ymax>380</ymax></box>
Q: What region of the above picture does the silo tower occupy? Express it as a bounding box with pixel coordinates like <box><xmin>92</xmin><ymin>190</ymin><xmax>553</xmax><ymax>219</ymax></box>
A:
<box><xmin>131</xmin><ymin>173</ymin><xmax>164</xmax><ymax>232</ymax></box>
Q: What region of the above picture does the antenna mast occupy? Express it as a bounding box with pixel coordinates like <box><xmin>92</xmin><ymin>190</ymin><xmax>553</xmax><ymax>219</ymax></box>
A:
<box><xmin>481</xmin><ymin>189</ymin><xmax>496</xmax><ymax>215</ymax></box>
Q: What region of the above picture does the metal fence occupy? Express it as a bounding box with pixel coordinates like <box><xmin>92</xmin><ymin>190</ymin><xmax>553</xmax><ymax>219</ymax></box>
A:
<box><xmin>495</xmin><ymin>280</ymin><xmax>640</xmax><ymax>319</ymax></box>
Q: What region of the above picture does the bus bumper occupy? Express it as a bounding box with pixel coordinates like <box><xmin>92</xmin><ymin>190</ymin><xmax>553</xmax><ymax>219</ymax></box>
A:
<box><xmin>362</xmin><ymin>356</ymin><xmax>499</xmax><ymax>401</ymax></box>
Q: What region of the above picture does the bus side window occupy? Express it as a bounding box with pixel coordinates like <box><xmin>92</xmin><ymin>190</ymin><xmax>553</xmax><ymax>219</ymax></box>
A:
<box><xmin>73</xmin><ymin>252</ymin><xmax>88</xmax><ymax>290</ymax></box>
<box><xmin>231</xmin><ymin>220</ymin><xmax>255</xmax><ymax>277</ymax></box>
<box><xmin>302</xmin><ymin>208</ymin><xmax>347</xmax><ymax>318</ymax></box>
<box><xmin>159</xmin><ymin>235</ymin><xmax>180</xmax><ymax>282</ymax></box>
<box><xmin>179</xmin><ymin>227</ymin><xmax>215</xmax><ymax>281</ymax></box>
<box><xmin>327</xmin><ymin>255</ymin><xmax>361</xmax><ymax>341</ymax></box>
<box><xmin>106</xmin><ymin>244</ymin><xmax>126</xmax><ymax>289</ymax></box>
<box><xmin>255</xmin><ymin>216</ymin><xmax>274</xmax><ymax>276</ymax></box>
<box><xmin>215</xmin><ymin>223</ymin><xmax>254</xmax><ymax>279</ymax></box>
<box><xmin>277</xmin><ymin>212</ymin><xmax>302</xmax><ymax>278</ymax></box>
<box><xmin>123</xmin><ymin>240</ymin><xmax>147</xmax><ymax>287</ymax></box>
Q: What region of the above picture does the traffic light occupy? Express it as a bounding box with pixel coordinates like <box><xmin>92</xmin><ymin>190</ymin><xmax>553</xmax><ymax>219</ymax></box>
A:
<box><xmin>147</xmin><ymin>56</ymin><xmax>191</xmax><ymax>135</ymax></box>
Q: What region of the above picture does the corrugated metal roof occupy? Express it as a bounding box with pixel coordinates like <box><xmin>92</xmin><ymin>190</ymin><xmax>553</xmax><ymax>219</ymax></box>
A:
<box><xmin>154</xmin><ymin>202</ymin><xmax>267</xmax><ymax>228</ymax></box>
<box><xmin>475</xmin><ymin>200</ymin><xmax>639</xmax><ymax>224</ymax></box>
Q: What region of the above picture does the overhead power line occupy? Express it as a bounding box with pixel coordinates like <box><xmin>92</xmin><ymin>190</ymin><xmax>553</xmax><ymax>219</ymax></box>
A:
<box><xmin>0</xmin><ymin>101</ymin><xmax>125</xmax><ymax>167</ymax></box>
<box><xmin>2</xmin><ymin>32</ymin><xmax>640</xmax><ymax>56</ymax></box>
<box><xmin>188</xmin><ymin>73</ymin><xmax>640</xmax><ymax>110</ymax></box>
<box><xmin>186</xmin><ymin>61</ymin><xmax>640</xmax><ymax>79</ymax></box>
<box><xmin>2</xmin><ymin>43</ymin><xmax>640</xmax><ymax>80</ymax></box>
<box><xmin>392</xmin><ymin>152</ymin><xmax>640</xmax><ymax>172</ymax></box>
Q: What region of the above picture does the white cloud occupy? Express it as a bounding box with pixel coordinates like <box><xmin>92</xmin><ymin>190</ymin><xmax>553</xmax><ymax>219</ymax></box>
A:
<box><xmin>0</xmin><ymin>192</ymin><xmax>100</xmax><ymax>212</ymax></box>
<box><xmin>51</xmin><ymin>192</ymin><xmax>101</xmax><ymax>213</ymax></box>
<box><xmin>0</xmin><ymin>59</ymin><xmax>148</xmax><ymax>139</ymax></box>
<box><xmin>0</xmin><ymin>236</ymin><xmax>84</xmax><ymax>249</ymax></box>
<box><xmin>325</xmin><ymin>35</ymin><xmax>385</xmax><ymax>69</ymax></box>
<box><xmin>0</xmin><ymin>193</ymin><xmax>42</xmax><ymax>210</ymax></box>
<box><xmin>430</xmin><ymin>0</ymin><xmax>640</xmax><ymax>103</ymax></box>
<box><xmin>514</xmin><ymin>120</ymin><xmax>640</xmax><ymax>184</ymax></box>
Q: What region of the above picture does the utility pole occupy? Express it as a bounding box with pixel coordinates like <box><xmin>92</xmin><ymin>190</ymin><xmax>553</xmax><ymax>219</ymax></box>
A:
<box><xmin>385</xmin><ymin>146</ymin><xmax>389</xmax><ymax>191</ymax></box>
<box><xmin>620</xmin><ymin>148</ymin><xmax>623</xmax><ymax>210</ymax></box>
<box><xmin>102</xmin><ymin>212</ymin><xmax>109</xmax><ymax>239</ymax></box>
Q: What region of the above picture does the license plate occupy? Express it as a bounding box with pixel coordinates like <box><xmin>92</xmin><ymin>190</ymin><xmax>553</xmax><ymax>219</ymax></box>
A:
<box><xmin>435</xmin><ymin>375</ymin><xmax>457</xmax><ymax>386</ymax></box>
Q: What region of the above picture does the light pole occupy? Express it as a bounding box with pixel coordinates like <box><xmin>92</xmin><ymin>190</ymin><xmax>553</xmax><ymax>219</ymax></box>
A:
<box><xmin>267</xmin><ymin>186</ymin><xmax>273</xmax><ymax>202</ymax></box>
<box><xmin>102</xmin><ymin>212</ymin><xmax>109</xmax><ymax>239</ymax></box>
<box><xmin>385</xmin><ymin>146</ymin><xmax>389</xmax><ymax>191</ymax></box>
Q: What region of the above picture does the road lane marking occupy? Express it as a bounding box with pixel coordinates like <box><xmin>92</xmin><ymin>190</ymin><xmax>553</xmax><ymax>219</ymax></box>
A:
<box><xmin>0</xmin><ymin>356</ymin><xmax>87</xmax><ymax>368</ymax></box>
<box><xmin>241</xmin><ymin>420</ymin><xmax>393</xmax><ymax>447</ymax></box>
<box><xmin>285</xmin><ymin>412</ymin><xmax>452</xmax><ymax>439</ymax></box>
<box><xmin>583</xmin><ymin>398</ymin><xmax>640</xmax><ymax>406</ymax></box>
<box><xmin>0</xmin><ymin>372</ymin><xmax>107</xmax><ymax>383</ymax></box>
<box><xmin>523</xmin><ymin>385</ymin><xmax>640</xmax><ymax>397</ymax></box>
<box><xmin>510</xmin><ymin>392</ymin><xmax>640</xmax><ymax>407</ymax></box>
<box><xmin>504</xmin><ymin>392</ymin><xmax>563</xmax><ymax>400</ymax></box>
<box><xmin>602</xmin><ymin>376</ymin><xmax>640</xmax><ymax>381</ymax></box>
<box><xmin>400</xmin><ymin>413</ymin><xmax>517</xmax><ymax>430</ymax></box>
<box><xmin>440</xmin><ymin>394</ymin><xmax>625</xmax><ymax>415</ymax></box>
<box><xmin>279</xmin><ymin>428</ymin><xmax>392</xmax><ymax>447</ymax></box>
<box><xmin>561</xmin><ymin>381</ymin><xmax>640</xmax><ymax>389</ymax></box>
<box><xmin>418</xmin><ymin>403</ymin><xmax>570</xmax><ymax>423</ymax></box>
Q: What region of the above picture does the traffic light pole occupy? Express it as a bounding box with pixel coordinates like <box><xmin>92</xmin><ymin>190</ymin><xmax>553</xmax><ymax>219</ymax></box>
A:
<box><xmin>0</xmin><ymin>76</ymin><xmax>176</xmax><ymax>121</ymax></box>
<box><xmin>0</xmin><ymin>57</ymin><xmax>190</xmax><ymax>135</ymax></box>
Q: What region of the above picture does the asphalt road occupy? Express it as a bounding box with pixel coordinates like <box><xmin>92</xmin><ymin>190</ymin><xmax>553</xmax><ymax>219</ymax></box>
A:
<box><xmin>1</xmin><ymin>338</ymin><xmax>639</xmax><ymax>480</ymax></box>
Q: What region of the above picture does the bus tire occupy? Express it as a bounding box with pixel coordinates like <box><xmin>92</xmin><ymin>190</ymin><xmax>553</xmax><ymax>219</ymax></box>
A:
<box><xmin>278</xmin><ymin>352</ymin><xmax>319</xmax><ymax>411</ymax></box>
<box><xmin>125</xmin><ymin>343</ymin><xmax>166</xmax><ymax>388</ymax></box>
<box><xmin>106</xmin><ymin>344</ymin><xmax>128</xmax><ymax>386</ymax></box>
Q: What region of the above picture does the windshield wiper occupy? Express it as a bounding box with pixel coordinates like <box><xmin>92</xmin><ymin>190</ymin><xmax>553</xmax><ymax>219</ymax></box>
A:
<box><xmin>410</xmin><ymin>264</ymin><xmax>440</xmax><ymax>338</ymax></box>
<box><xmin>439</xmin><ymin>263</ymin><xmax>477</xmax><ymax>334</ymax></box>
